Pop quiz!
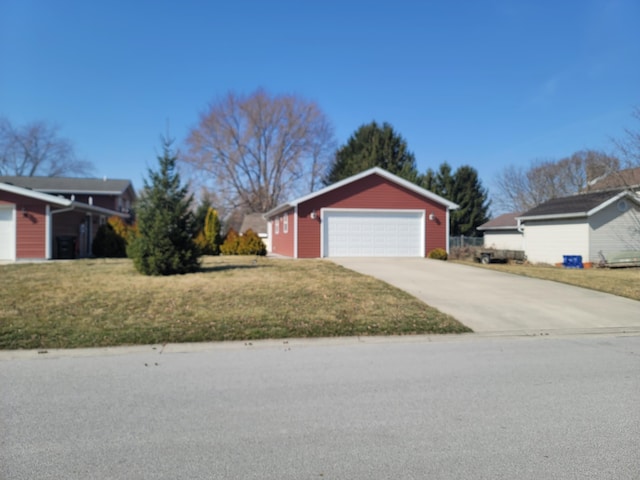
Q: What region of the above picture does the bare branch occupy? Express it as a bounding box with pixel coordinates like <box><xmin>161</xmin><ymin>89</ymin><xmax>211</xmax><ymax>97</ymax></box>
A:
<box><xmin>0</xmin><ymin>117</ymin><xmax>93</xmax><ymax>177</ymax></box>
<box><xmin>183</xmin><ymin>89</ymin><xmax>334</xmax><ymax>214</ymax></box>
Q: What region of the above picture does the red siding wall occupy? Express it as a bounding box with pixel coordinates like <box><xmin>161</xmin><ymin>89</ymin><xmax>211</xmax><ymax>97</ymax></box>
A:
<box><xmin>17</xmin><ymin>203</ymin><xmax>46</xmax><ymax>258</ymax></box>
<box><xmin>269</xmin><ymin>208</ymin><xmax>295</xmax><ymax>257</ymax></box>
<box><xmin>297</xmin><ymin>174</ymin><xmax>448</xmax><ymax>258</ymax></box>
<box><xmin>0</xmin><ymin>192</ymin><xmax>47</xmax><ymax>259</ymax></box>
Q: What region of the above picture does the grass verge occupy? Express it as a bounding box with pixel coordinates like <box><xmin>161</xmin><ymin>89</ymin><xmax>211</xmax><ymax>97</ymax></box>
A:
<box><xmin>464</xmin><ymin>261</ymin><xmax>640</xmax><ymax>301</ymax></box>
<box><xmin>0</xmin><ymin>256</ymin><xmax>470</xmax><ymax>350</ymax></box>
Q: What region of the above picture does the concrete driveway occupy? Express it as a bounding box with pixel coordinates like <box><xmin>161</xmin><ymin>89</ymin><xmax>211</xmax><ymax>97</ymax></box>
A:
<box><xmin>330</xmin><ymin>258</ymin><xmax>640</xmax><ymax>334</ymax></box>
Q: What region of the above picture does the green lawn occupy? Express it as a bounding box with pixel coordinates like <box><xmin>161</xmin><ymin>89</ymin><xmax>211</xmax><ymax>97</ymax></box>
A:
<box><xmin>0</xmin><ymin>256</ymin><xmax>470</xmax><ymax>350</ymax></box>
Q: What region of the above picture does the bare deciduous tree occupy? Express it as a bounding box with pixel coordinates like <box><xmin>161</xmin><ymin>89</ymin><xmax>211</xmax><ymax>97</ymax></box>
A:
<box><xmin>183</xmin><ymin>89</ymin><xmax>335</xmax><ymax>213</ymax></box>
<box><xmin>614</xmin><ymin>106</ymin><xmax>640</xmax><ymax>166</ymax></box>
<box><xmin>493</xmin><ymin>150</ymin><xmax>620</xmax><ymax>213</ymax></box>
<box><xmin>0</xmin><ymin>118</ymin><xmax>93</xmax><ymax>177</ymax></box>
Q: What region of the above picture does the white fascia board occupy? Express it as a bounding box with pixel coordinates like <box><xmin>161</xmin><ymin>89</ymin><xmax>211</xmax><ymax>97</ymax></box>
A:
<box><xmin>38</xmin><ymin>189</ymin><xmax>125</xmax><ymax>195</ymax></box>
<box><xmin>477</xmin><ymin>225</ymin><xmax>519</xmax><ymax>231</ymax></box>
<box><xmin>70</xmin><ymin>201</ymin><xmax>128</xmax><ymax>218</ymax></box>
<box><xmin>266</xmin><ymin>167</ymin><xmax>460</xmax><ymax>217</ymax></box>
<box><xmin>586</xmin><ymin>191</ymin><xmax>640</xmax><ymax>216</ymax></box>
<box><xmin>517</xmin><ymin>212</ymin><xmax>587</xmax><ymax>222</ymax></box>
<box><xmin>264</xmin><ymin>203</ymin><xmax>293</xmax><ymax>219</ymax></box>
<box><xmin>0</xmin><ymin>182</ymin><xmax>71</xmax><ymax>206</ymax></box>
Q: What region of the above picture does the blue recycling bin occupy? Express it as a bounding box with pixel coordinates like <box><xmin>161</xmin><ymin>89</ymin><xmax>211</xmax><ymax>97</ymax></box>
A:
<box><xmin>563</xmin><ymin>255</ymin><xmax>583</xmax><ymax>269</ymax></box>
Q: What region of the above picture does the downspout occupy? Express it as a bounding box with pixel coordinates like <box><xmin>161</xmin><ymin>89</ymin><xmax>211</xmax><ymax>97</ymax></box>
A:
<box><xmin>293</xmin><ymin>206</ymin><xmax>298</xmax><ymax>259</ymax></box>
<box><xmin>445</xmin><ymin>208</ymin><xmax>451</xmax><ymax>254</ymax></box>
<box><xmin>517</xmin><ymin>218</ymin><xmax>525</xmax><ymax>253</ymax></box>
<box><xmin>45</xmin><ymin>205</ymin><xmax>51</xmax><ymax>259</ymax></box>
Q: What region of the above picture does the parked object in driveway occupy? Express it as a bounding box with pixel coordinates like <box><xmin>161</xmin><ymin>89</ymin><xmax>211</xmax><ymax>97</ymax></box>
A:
<box><xmin>475</xmin><ymin>248</ymin><xmax>526</xmax><ymax>264</ymax></box>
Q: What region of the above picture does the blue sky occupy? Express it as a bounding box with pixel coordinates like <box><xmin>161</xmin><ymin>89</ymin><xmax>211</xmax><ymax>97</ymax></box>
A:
<box><xmin>1</xmin><ymin>0</ymin><xmax>639</xmax><ymax>211</ymax></box>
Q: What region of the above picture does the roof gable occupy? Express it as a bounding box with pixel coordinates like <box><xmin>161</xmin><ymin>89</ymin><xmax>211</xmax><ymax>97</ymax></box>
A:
<box><xmin>265</xmin><ymin>167</ymin><xmax>459</xmax><ymax>217</ymax></box>
<box><xmin>518</xmin><ymin>190</ymin><xmax>640</xmax><ymax>220</ymax></box>
<box><xmin>0</xmin><ymin>175</ymin><xmax>134</xmax><ymax>195</ymax></box>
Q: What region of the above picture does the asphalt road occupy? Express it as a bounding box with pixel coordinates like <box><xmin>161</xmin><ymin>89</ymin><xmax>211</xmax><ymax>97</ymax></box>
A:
<box><xmin>2</xmin><ymin>334</ymin><xmax>639</xmax><ymax>479</ymax></box>
<box><xmin>330</xmin><ymin>258</ymin><xmax>640</xmax><ymax>333</ymax></box>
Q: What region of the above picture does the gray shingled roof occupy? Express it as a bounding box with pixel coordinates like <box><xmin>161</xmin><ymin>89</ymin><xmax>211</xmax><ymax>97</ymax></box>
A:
<box><xmin>0</xmin><ymin>176</ymin><xmax>133</xmax><ymax>194</ymax></box>
<box><xmin>239</xmin><ymin>213</ymin><xmax>267</xmax><ymax>235</ymax></box>
<box><xmin>477</xmin><ymin>212</ymin><xmax>523</xmax><ymax>231</ymax></box>
<box><xmin>519</xmin><ymin>190</ymin><xmax>625</xmax><ymax>218</ymax></box>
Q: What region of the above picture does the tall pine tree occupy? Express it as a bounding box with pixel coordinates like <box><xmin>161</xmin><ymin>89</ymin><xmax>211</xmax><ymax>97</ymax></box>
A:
<box><xmin>324</xmin><ymin>121</ymin><xmax>418</xmax><ymax>185</ymax></box>
<box><xmin>420</xmin><ymin>163</ymin><xmax>490</xmax><ymax>237</ymax></box>
<box><xmin>127</xmin><ymin>138</ymin><xmax>201</xmax><ymax>275</ymax></box>
<box><xmin>450</xmin><ymin>166</ymin><xmax>490</xmax><ymax>237</ymax></box>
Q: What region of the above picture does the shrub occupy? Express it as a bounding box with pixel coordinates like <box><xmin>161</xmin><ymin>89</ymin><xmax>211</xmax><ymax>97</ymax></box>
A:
<box><xmin>92</xmin><ymin>223</ymin><xmax>127</xmax><ymax>257</ymax></box>
<box><xmin>193</xmin><ymin>230</ymin><xmax>208</xmax><ymax>254</ymax></box>
<box><xmin>220</xmin><ymin>228</ymin><xmax>267</xmax><ymax>256</ymax></box>
<box><xmin>427</xmin><ymin>248</ymin><xmax>448</xmax><ymax>261</ymax></box>
<box><xmin>449</xmin><ymin>246</ymin><xmax>478</xmax><ymax>261</ymax></box>
<box><xmin>237</xmin><ymin>229</ymin><xmax>267</xmax><ymax>256</ymax></box>
<box><xmin>220</xmin><ymin>228</ymin><xmax>240</xmax><ymax>255</ymax></box>
<box><xmin>203</xmin><ymin>208</ymin><xmax>222</xmax><ymax>255</ymax></box>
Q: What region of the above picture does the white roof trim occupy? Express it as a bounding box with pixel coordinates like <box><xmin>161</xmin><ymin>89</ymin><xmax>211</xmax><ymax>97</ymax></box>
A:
<box><xmin>517</xmin><ymin>212</ymin><xmax>587</xmax><ymax>222</ymax></box>
<box><xmin>40</xmin><ymin>189</ymin><xmax>127</xmax><ymax>195</ymax></box>
<box><xmin>1</xmin><ymin>181</ymin><xmax>128</xmax><ymax>218</ymax></box>
<box><xmin>517</xmin><ymin>191</ymin><xmax>640</xmax><ymax>222</ymax></box>
<box><xmin>586</xmin><ymin>190</ymin><xmax>638</xmax><ymax>216</ymax></box>
<box><xmin>1</xmin><ymin>182</ymin><xmax>71</xmax><ymax>206</ymax></box>
<box><xmin>477</xmin><ymin>225</ymin><xmax>519</xmax><ymax>231</ymax></box>
<box><xmin>265</xmin><ymin>167</ymin><xmax>459</xmax><ymax>218</ymax></box>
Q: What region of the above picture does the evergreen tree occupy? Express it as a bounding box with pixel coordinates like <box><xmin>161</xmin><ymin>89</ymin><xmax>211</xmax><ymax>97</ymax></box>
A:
<box><xmin>193</xmin><ymin>195</ymin><xmax>213</xmax><ymax>235</ymax></box>
<box><xmin>419</xmin><ymin>162</ymin><xmax>455</xmax><ymax>198</ymax></box>
<box><xmin>127</xmin><ymin>138</ymin><xmax>200</xmax><ymax>275</ymax></box>
<box><xmin>324</xmin><ymin>121</ymin><xmax>418</xmax><ymax>185</ymax></box>
<box><xmin>450</xmin><ymin>166</ymin><xmax>490</xmax><ymax>237</ymax></box>
<box><xmin>203</xmin><ymin>207</ymin><xmax>222</xmax><ymax>255</ymax></box>
<box><xmin>420</xmin><ymin>163</ymin><xmax>490</xmax><ymax>237</ymax></box>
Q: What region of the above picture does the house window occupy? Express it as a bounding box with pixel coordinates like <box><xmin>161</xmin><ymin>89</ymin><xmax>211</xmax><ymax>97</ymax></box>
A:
<box><xmin>274</xmin><ymin>218</ymin><xmax>279</xmax><ymax>235</ymax></box>
<box><xmin>99</xmin><ymin>216</ymin><xmax>106</xmax><ymax>226</ymax></box>
<box><xmin>283</xmin><ymin>215</ymin><xmax>288</xmax><ymax>233</ymax></box>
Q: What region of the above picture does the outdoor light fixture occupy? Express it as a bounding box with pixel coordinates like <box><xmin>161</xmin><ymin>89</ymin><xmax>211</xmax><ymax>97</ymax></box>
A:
<box><xmin>429</xmin><ymin>212</ymin><xmax>435</xmax><ymax>221</ymax></box>
<box><xmin>310</xmin><ymin>210</ymin><xmax>317</xmax><ymax>220</ymax></box>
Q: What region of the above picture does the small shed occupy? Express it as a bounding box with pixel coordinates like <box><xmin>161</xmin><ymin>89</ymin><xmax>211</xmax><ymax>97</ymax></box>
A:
<box><xmin>264</xmin><ymin>167</ymin><xmax>459</xmax><ymax>258</ymax></box>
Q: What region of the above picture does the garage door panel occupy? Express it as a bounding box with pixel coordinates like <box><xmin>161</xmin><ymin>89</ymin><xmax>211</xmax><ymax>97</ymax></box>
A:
<box><xmin>324</xmin><ymin>210</ymin><xmax>423</xmax><ymax>257</ymax></box>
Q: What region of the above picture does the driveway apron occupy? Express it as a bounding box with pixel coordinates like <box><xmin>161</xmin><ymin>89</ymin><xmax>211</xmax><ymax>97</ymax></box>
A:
<box><xmin>330</xmin><ymin>258</ymin><xmax>640</xmax><ymax>334</ymax></box>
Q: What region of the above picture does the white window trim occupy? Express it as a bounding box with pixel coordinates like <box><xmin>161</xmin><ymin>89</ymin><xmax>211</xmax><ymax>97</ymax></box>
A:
<box><xmin>274</xmin><ymin>217</ymin><xmax>279</xmax><ymax>235</ymax></box>
<box><xmin>283</xmin><ymin>214</ymin><xmax>288</xmax><ymax>234</ymax></box>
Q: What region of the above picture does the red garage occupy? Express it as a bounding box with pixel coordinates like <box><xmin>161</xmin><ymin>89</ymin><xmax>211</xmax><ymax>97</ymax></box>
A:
<box><xmin>265</xmin><ymin>167</ymin><xmax>458</xmax><ymax>258</ymax></box>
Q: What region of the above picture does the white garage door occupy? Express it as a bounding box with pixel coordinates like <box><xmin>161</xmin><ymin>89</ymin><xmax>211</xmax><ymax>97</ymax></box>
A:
<box><xmin>323</xmin><ymin>210</ymin><xmax>424</xmax><ymax>257</ymax></box>
<box><xmin>0</xmin><ymin>206</ymin><xmax>16</xmax><ymax>261</ymax></box>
